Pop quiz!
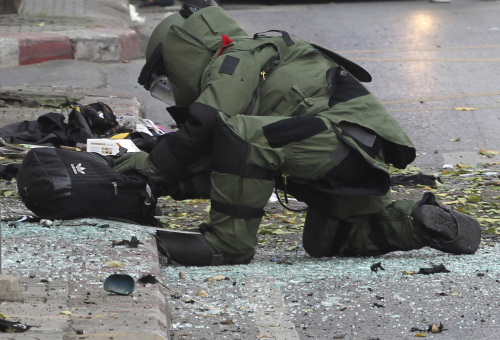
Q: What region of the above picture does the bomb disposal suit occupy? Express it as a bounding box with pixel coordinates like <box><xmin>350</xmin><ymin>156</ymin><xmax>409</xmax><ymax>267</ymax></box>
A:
<box><xmin>114</xmin><ymin>5</ymin><xmax>481</xmax><ymax>266</ymax></box>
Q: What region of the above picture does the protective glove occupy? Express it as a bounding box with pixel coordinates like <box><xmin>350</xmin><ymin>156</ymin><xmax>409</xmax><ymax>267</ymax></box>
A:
<box><xmin>113</xmin><ymin>151</ymin><xmax>159</xmax><ymax>177</ymax></box>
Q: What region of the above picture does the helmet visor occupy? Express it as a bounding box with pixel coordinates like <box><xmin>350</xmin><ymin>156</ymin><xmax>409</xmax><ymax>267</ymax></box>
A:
<box><xmin>150</xmin><ymin>75</ymin><xmax>175</xmax><ymax>106</ymax></box>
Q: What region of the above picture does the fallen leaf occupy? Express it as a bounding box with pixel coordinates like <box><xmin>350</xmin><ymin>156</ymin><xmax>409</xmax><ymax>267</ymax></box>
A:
<box><xmin>216</xmin><ymin>275</ymin><xmax>231</xmax><ymax>281</ymax></box>
<box><xmin>60</xmin><ymin>311</ymin><xmax>72</xmax><ymax>315</ymax></box>
<box><xmin>104</xmin><ymin>261</ymin><xmax>125</xmax><ymax>268</ymax></box>
<box><xmin>171</xmin><ymin>212</ymin><xmax>189</xmax><ymax>217</ymax></box>
<box><xmin>196</xmin><ymin>289</ymin><xmax>209</xmax><ymax>297</ymax></box>
<box><xmin>453</xmin><ymin>107</ymin><xmax>477</xmax><ymax>111</ymax></box>
<box><xmin>1</xmin><ymin>190</ymin><xmax>13</xmax><ymax>197</ymax></box>
<box><xmin>276</xmin><ymin>259</ymin><xmax>293</xmax><ymax>265</ymax></box>
<box><xmin>414</xmin><ymin>331</ymin><xmax>427</xmax><ymax>337</ymax></box>
<box><xmin>478</xmin><ymin>149</ymin><xmax>499</xmax><ymax>157</ymax></box>
<box><xmin>484</xmin><ymin>227</ymin><xmax>500</xmax><ymax>234</ymax></box>
<box><xmin>402</xmin><ymin>270</ymin><xmax>415</xmax><ymax>275</ymax></box>
<box><xmin>220</xmin><ymin>319</ymin><xmax>234</xmax><ymax>325</ymax></box>
<box><xmin>430</xmin><ymin>323</ymin><xmax>444</xmax><ymax>333</ymax></box>
<box><xmin>449</xmin><ymin>138</ymin><xmax>461</xmax><ymax>142</ymax></box>
<box><xmin>467</xmin><ymin>195</ymin><xmax>481</xmax><ymax>203</ymax></box>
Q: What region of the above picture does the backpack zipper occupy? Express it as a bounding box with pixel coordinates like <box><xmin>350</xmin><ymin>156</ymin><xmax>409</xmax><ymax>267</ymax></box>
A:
<box><xmin>112</xmin><ymin>182</ymin><xmax>118</xmax><ymax>195</ymax></box>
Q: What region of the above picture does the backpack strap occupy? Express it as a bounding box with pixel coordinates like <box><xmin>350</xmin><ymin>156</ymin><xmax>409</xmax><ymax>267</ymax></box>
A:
<box><xmin>253</xmin><ymin>30</ymin><xmax>295</xmax><ymax>46</ymax></box>
<box><xmin>311</xmin><ymin>43</ymin><xmax>372</xmax><ymax>83</ymax></box>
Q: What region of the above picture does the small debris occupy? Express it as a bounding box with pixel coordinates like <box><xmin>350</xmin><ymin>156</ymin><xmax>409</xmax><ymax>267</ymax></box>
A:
<box><xmin>0</xmin><ymin>318</ymin><xmax>39</xmax><ymax>333</ymax></box>
<box><xmin>418</xmin><ymin>264</ymin><xmax>450</xmax><ymax>275</ymax></box>
<box><xmin>275</xmin><ymin>259</ymin><xmax>293</xmax><ymax>265</ymax></box>
<box><xmin>370</xmin><ymin>262</ymin><xmax>384</xmax><ymax>273</ymax></box>
<box><xmin>430</xmin><ymin>323</ymin><xmax>443</xmax><ymax>333</ymax></box>
<box><xmin>138</xmin><ymin>274</ymin><xmax>159</xmax><ymax>284</ymax></box>
<box><xmin>411</xmin><ymin>322</ymin><xmax>446</xmax><ymax>334</ymax></box>
<box><xmin>220</xmin><ymin>319</ymin><xmax>234</xmax><ymax>325</ymax></box>
<box><xmin>112</xmin><ymin>236</ymin><xmax>143</xmax><ymax>248</ymax></box>
<box><xmin>390</xmin><ymin>173</ymin><xmax>442</xmax><ymax>188</ymax></box>
<box><xmin>204</xmin><ymin>275</ymin><xmax>230</xmax><ymax>282</ymax></box>
<box><xmin>40</xmin><ymin>219</ymin><xmax>53</xmax><ymax>228</ymax></box>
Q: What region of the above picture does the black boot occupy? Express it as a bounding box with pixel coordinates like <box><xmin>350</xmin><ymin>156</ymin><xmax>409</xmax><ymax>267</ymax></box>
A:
<box><xmin>413</xmin><ymin>192</ymin><xmax>481</xmax><ymax>254</ymax></box>
<box><xmin>155</xmin><ymin>229</ymin><xmax>225</xmax><ymax>266</ymax></box>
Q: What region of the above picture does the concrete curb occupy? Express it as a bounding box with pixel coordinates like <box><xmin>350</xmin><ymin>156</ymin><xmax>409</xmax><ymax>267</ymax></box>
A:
<box><xmin>0</xmin><ymin>0</ymin><xmax>143</xmax><ymax>68</ymax></box>
<box><xmin>0</xmin><ymin>27</ymin><xmax>141</xmax><ymax>67</ymax></box>
<box><xmin>0</xmin><ymin>219</ymin><xmax>170</xmax><ymax>339</ymax></box>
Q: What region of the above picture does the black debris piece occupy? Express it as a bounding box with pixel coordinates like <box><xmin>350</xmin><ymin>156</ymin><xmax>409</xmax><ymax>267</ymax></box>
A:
<box><xmin>112</xmin><ymin>236</ymin><xmax>143</xmax><ymax>248</ymax></box>
<box><xmin>418</xmin><ymin>264</ymin><xmax>450</xmax><ymax>275</ymax></box>
<box><xmin>427</xmin><ymin>322</ymin><xmax>445</xmax><ymax>333</ymax></box>
<box><xmin>410</xmin><ymin>327</ymin><xmax>426</xmax><ymax>332</ymax></box>
<box><xmin>370</xmin><ymin>262</ymin><xmax>385</xmax><ymax>273</ymax></box>
<box><xmin>0</xmin><ymin>163</ymin><xmax>20</xmax><ymax>180</ymax></box>
<box><xmin>390</xmin><ymin>173</ymin><xmax>442</xmax><ymax>188</ymax></box>
<box><xmin>0</xmin><ymin>319</ymin><xmax>39</xmax><ymax>333</ymax></box>
<box><xmin>138</xmin><ymin>274</ymin><xmax>159</xmax><ymax>285</ymax></box>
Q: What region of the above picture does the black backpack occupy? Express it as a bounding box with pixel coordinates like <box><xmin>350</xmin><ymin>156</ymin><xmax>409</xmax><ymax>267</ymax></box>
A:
<box><xmin>69</xmin><ymin>102</ymin><xmax>118</xmax><ymax>137</ymax></box>
<box><xmin>17</xmin><ymin>148</ymin><xmax>157</xmax><ymax>226</ymax></box>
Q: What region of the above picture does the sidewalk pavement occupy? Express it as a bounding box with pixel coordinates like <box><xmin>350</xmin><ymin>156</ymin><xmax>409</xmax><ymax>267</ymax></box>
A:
<box><xmin>0</xmin><ymin>87</ymin><xmax>173</xmax><ymax>337</ymax></box>
<box><xmin>0</xmin><ymin>0</ymin><xmax>150</xmax><ymax>68</ymax></box>
<box><xmin>0</xmin><ymin>217</ymin><xmax>170</xmax><ymax>339</ymax></box>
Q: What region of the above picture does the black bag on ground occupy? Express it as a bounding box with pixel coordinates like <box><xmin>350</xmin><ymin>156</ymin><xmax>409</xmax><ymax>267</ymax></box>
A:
<box><xmin>17</xmin><ymin>148</ymin><xmax>157</xmax><ymax>226</ymax></box>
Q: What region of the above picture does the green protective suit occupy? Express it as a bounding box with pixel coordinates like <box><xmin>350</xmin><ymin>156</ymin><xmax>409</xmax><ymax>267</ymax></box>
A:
<box><xmin>148</xmin><ymin>7</ymin><xmax>428</xmax><ymax>263</ymax></box>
